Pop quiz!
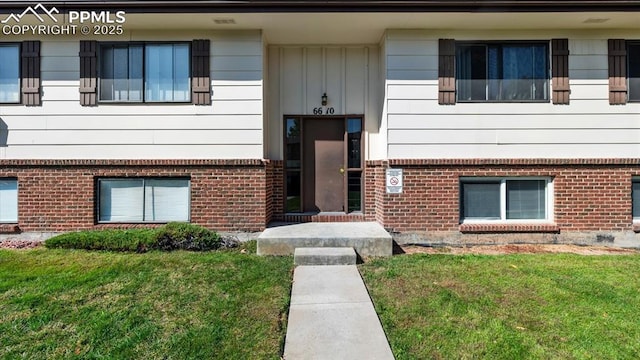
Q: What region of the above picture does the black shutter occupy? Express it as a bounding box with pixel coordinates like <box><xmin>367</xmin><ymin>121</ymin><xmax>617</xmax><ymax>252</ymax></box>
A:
<box><xmin>608</xmin><ymin>39</ymin><xmax>627</xmax><ymax>105</ymax></box>
<box><xmin>21</xmin><ymin>40</ymin><xmax>41</xmax><ymax>106</ymax></box>
<box><xmin>79</xmin><ymin>40</ymin><xmax>97</xmax><ymax>106</ymax></box>
<box><xmin>438</xmin><ymin>39</ymin><xmax>456</xmax><ymax>105</ymax></box>
<box><xmin>192</xmin><ymin>39</ymin><xmax>211</xmax><ymax>105</ymax></box>
<box><xmin>551</xmin><ymin>39</ymin><xmax>570</xmax><ymax>105</ymax></box>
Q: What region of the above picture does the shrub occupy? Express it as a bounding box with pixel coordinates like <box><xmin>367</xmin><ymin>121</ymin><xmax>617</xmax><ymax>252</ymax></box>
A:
<box><xmin>45</xmin><ymin>223</ymin><xmax>225</xmax><ymax>252</ymax></box>
<box><xmin>154</xmin><ymin>222</ymin><xmax>221</xmax><ymax>251</ymax></box>
<box><xmin>45</xmin><ymin>228</ymin><xmax>156</xmax><ymax>252</ymax></box>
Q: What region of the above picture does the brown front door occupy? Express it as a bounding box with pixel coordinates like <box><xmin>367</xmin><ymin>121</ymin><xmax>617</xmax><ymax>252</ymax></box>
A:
<box><xmin>302</xmin><ymin>118</ymin><xmax>344</xmax><ymax>212</ymax></box>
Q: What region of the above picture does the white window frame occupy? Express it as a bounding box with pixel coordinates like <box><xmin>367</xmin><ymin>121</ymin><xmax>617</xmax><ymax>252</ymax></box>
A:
<box><xmin>0</xmin><ymin>43</ymin><xmax>21</xmax><ymax>104</ymax></box>
<box><xmin>97</xmin><ymin>178</ymin><xmax>191</xmax><ymax>223</ymax></box>
<box><xmin>0</xmin><ymin>178</ymin><xmax>18</xmax><ymax>223</ymax></box>
<box><xmin>460</xmin><ymin>177</ymin><xmax>554</xmax><ymax>224</ymax></box>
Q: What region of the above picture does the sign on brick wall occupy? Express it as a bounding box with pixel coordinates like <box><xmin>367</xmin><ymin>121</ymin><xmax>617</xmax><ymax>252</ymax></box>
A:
<box><xmin>386</xmin><ymin>168</ymin><xmax>403</xmax><ymax>194</ymax></box>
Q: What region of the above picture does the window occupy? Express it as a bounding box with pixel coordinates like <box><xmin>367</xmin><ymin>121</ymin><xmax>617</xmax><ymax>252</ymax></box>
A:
<box><xmin>99</xmin><ymin>43</ymin><xmax>190</xmax><ymax>102</ymax></box>
<box><xmin>456</xmin><ymin>42</ymin><xmax>549</xmax><ymax>102</ymax></box>
<box><xmin>633</xmin><ymin>178</ymin><xmax>640</xmax><ymax>221</ymax></box>
<box><xmin>98</xmin><ymin>178</ymin><xmax>190</xmax><ymax>222</ymax></box>
<box><xmin>460</xmin><ymin>178</ymin><xmax>552</xmax><ymax>222</ymax></box>
<box><xmin>628</xmin><ymin>42</ymin><xmax>640</xmax><ymax>102</ymax></box>
<box><xmin>0</xmin><ymin>44</ymin><xmax>20</xmax><ymax>103</ymax></box>
<box><xmin>0</xmin><ymin>179</ymin><xmax>18</xmax><ymax>223</ymax></box>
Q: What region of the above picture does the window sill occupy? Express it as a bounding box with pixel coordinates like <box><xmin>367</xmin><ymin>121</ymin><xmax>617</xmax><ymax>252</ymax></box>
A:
<box><xmin>0</xmin><ymin>224</ymin><xmax>21</xmax><ymax>234</ymax></box>
<box><xmin>460</xmin><ymin>223</ymin><xmax>559</xmax><ymax>233</ymax></box>
<box><xmin>632</xmin><ymin>223</ymin><xmax>640</xmax><ymax>233</ymax></box>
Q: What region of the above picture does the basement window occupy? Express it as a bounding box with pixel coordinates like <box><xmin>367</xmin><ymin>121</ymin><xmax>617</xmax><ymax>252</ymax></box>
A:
<box><xmin>460</xmin><ymin>178</ymin><xmax>553</xmax><ymax>222</ymax></box>
<box><xmin>98</xmin><ymin>178</ymin><xmax>190</xmax><ymax>223</ymax></box>
<box><xmin>0</xmin><ymin>179</ymin><xmax>18</xmax><ymax>223</ymax></box>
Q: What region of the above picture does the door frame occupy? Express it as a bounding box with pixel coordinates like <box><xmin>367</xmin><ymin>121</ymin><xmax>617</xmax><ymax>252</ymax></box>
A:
<box><xmin>283</xmin><ymin>115</ymin><xmax>364</xmax><ymax>214</ymax></box>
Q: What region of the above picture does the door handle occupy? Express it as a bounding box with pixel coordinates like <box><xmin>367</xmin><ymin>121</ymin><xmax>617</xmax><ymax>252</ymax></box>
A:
<box><xmin>339</xmin><ymin>167</ymin><xmax>345</xmax><ymax>174</ymax></box>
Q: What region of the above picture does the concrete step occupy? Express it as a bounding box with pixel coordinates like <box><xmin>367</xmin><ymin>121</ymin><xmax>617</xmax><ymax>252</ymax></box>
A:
<box><xmin>257</xmin><ymin>222</ymin><xmax>393</xmax><ymax>257</ymax></box>
<box><xmin>294</xmin><ymin>247</ymin><xmax>357</xmax><ymax>266</ymax></box>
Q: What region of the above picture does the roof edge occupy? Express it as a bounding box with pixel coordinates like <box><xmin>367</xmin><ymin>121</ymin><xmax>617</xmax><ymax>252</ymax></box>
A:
<box><xmin>2</xmin><ymin>1</ymin><xmax>640</xmax><ymax>13</ymax></box>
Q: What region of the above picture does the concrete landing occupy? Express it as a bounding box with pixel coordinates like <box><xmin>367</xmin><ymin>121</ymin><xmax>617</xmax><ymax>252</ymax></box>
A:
<box><xmin>283</xmin><ymin>265</ymin><xmax>394</xmax><ymax>360</ymax></box>
<box><xmin>294</xmin><ymin>247</ymin><xmax>357</xmax><ymax>266</ymax></box>
<box><xmin>257</xmin><ymin>222</ymin><xmax>392</xmax><ymax>257</ymax></box>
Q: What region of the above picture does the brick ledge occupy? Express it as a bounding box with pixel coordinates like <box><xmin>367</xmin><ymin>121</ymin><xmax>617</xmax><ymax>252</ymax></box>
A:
<box><xmin>0</xmin><ymin>159</ymin><xmax>267</xmax><ymax>167</ymax></box>
<box><xmin>460</xmin><ymin>223</ymin><xmax>560</xmax><ymax>233</ymax></box>
<box><xmin>367</xmin><ymin>159</ymin><xmax>640</xmax><ymax>167</ymax></box>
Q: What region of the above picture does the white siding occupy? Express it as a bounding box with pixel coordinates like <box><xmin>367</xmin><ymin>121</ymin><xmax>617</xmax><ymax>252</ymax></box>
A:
<box><xmin>0</xmin><ymin>30</ymin><xmax>263</xmax><ymax>159</ymax></box>
<box><xmin>265</xmin><ymin>45</ymin><xmax>381</xmax><ymax>160</ymax></box>
<box><xmin>385</xmin><ymin>30</ymin><xmax>640</xmax><ymax>159</ymax></box>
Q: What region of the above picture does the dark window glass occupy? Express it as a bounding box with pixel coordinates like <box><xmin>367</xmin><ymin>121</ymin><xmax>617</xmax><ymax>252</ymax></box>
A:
<box><xmin>506</xmin><ymin>180</ymin><xmax>546</xmax><ymax>220</ymax></box>
<box><xmin>100</xmin><ymin>43</ymin><xmax>189</xmax><ymax>103</ymax></box>
<box><xmin>286</xmin><ymin>171</ymin><xmax>301</xmax><ymax>212</ymax></box>
<box><xmin>348</xmin><ymin>172</ymin><xmax>362</xmax><ymax>212</ymax></box>
<box><xmin>347</xmin><ymin>118</ymin><xmax>362</xmax><ymax>169</ymax></box>
<box><xmin>628</xmin><ymin>43</ymin><xmax>640</xmax><ymax>102</ymax></box>
<box><xmin>285</xmin><ymin>118</ymin><xmax>301</xmax><ymax>169</ymax></box>
<box><xmin>457</xmin><ymin>43</ymin><xmax>549</xmax><ymax>102</ymax></box>
<box><xmin>633</xmin><ymin>181</ymin><xmax>640</xmax><ymax>218</ymax></box>
<box><xmin>462</xmin><ymin>182</ymin><xmax>501</xmax><ymax>219</ymax></box>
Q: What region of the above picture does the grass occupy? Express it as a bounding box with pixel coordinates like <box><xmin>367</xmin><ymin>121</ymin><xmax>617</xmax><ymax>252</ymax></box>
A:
<box><xmin>360</xmin><ymin>254</ymin><xmax>640</xmax><ymax>360</ymax></box>
<box><xmin>0</xmin><ymin>243</ymin><xmax>293</xmax><ymax>359</ymax></box>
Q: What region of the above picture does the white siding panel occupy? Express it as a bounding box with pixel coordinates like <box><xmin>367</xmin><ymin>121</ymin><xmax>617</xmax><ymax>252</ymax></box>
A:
<box><xmin>282</xmin><ymin>48</ymin><xmax>304</xmax><ymax>114</ymax></box>
<box><xmin>211</xmin><ymin>71</ymin><xmax>262</xmax><ymax>81</ymax></box>
<box><xmin>211</xmin><ymin>56</ymin><xmax>262</xmax><ymax>71</ymax></box>
<box><xmin>568</xmin><ymin>84</ymin><xmax>608</xmax><ymax>100</ymax></box>
<box><xmin>387</xmin><ymin>84</ymin><xmax>438</xmax><ymax>100</ymax></box>
<box><xmin>2</xmin><ymin>31</ymin><xmax>264</xmax><ymax>160</ymax></box>
<box><xmin>384</xmin><ymin>32</ymin><xmax>640</xmax><ymax>159</ymax></box>
<box><xmin>387</xmin><ymin>99</ymin><xmax>640</xmax><ymax>114</ymax></box>
<box><xmin>388</xmin><ymin>114</ymin><xmax>640</xmax><ymax>130</ymax></box>
<box><xmin>389</xmin><ymin>129</ymin><xmax>497</xmax><ymax>144</ymax></box>
<box><xmin>388</xmin><ymin>144</ymin><xmax>640</xmax><ymax>159</ymax></box>
<box><xmin>41</xmin><ymin>86</ymin><xmax>79</xmax><ymax>101</ymax></box>
<box><xmin>4</xmin><ymin>145</ymin><xmax>262</xmax><ymax>159</ymax></box>
<box><xmin>385</xmin><ymin>40</ymin><xmax>438</xmax><ymax>56</ymax></box>
<box><xmin>306</xmin><ymin>48</ymin><xmax>323</xmax><ymax>112</ymax></box>
<box><xmin>345</xmin><ymin>48</ymin><xmax>367</xmax><ymax>114</ymax></box>
<box><xmin>387</xmin><ymin>70</ymin><xmax>437</xmax><ymax>81</ymax></box>
<box><xmin>7</xmin><ymin>129</ymin><xmax>260</xmax><ymax>146</ymax></box>
<box><xmin>387</xmin><ymin>55</ymin><xmax>437</xmax><ymax>70</ymax></box>
<box><xmin>326</xmin><ymin>48</ymin><xmax>344</xmax><ymax>113</ymax></box>
<box><xmin>0</xmin><ymin>100</ymin><xmax>263</xmax><ymax>116</ymax></box>
<box><xmin>41</xmin><ymin>56</ymin><xmax>79</xmax><ymax>72</ymax></box>
<box><xmin>498</xmin><ymin>130</ymin><xmax>640</xmax><ymax>144</ymax></box>
<box><xmin>212</xmin><ymin>85</ymin><xmax>262</xmax><ymax>100</ymax></box>
<box><xmin>2</xmin><ymin>115</ymin><xmax>261</xmax><ymax>130</ymax></box>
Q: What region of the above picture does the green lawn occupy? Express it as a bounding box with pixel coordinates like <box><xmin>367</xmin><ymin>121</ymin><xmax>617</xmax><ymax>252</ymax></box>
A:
<box><xmin>360</xmin><ymin>254</ymin><xmax>640</xmax><ymax>360</ymax></box>
<box><xmin>0</xmin><ymin>246</ymin><xmax>293</xmax><ymax>359</ymax></box>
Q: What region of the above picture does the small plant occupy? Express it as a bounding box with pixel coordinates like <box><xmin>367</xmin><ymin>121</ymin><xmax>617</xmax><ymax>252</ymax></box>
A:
<box><xmin>154</xmin><ymin>222</ymin><xmax>221</xmax><ymax>251</ymax></box>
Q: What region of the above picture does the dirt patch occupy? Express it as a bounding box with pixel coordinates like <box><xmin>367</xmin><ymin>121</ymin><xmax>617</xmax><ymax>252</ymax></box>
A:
<box><xmin>400</xmin><ymin>244</ymin><xmax>639</xmax><ymax>255</ymax></box>
<box><xmin>0</xmin><ymin>240</ymin><xmax>43</xmax><ymax>250</ymax></box>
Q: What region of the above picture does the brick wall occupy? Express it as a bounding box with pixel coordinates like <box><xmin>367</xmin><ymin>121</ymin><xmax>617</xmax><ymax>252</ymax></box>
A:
<box><xmin>4</xmin><ymin>158</ymin><xmax>639</xmax><ymax>239</ymax></box>
<box><xmin>0</xmin><ymin>160</ymin><xmax>268</xmax><ymax>233</ymax></box>
<box><xmin>367</xmin><ymin>159</ymin><xmax>639</xmax><ymax>234</ymax></box>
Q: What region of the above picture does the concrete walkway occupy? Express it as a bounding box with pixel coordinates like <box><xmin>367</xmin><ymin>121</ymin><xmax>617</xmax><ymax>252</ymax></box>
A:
<box><xmin>283</xmin><ymin>265</ymin><xmax>395</xmax><ymax>360</ymax></box>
